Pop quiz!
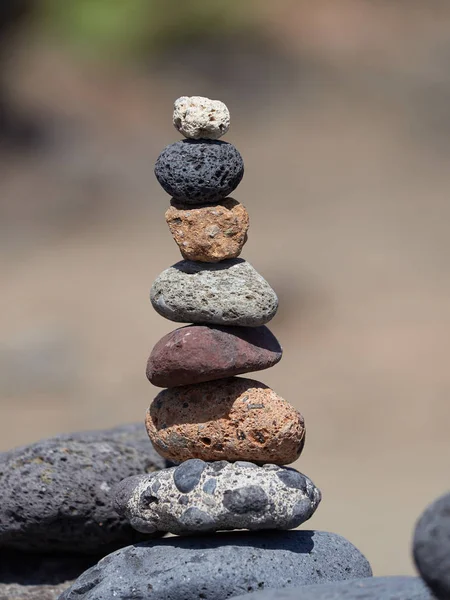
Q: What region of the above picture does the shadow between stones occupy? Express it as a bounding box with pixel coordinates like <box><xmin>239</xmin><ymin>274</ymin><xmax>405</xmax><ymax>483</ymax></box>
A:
<box><xmin>0</xmin><ymin>549</ymin><xmax>99</xmax><ymax>585</ymax></box>
<box><xmin>172</xmin><ymin>257</ymin><xmax>245</xmax><ymax>274</ymax></box>
<box><xmin>130</xmin><ymin>530</ymin><xmax>315</xmax><ymax>554</ymax></box>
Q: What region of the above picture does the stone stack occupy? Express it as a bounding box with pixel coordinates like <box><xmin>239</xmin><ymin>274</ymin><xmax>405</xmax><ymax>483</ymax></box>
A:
<box><xmin>115</xmin><ymin>96</ymin><xmax>321</xmax><ymax>535</ymax></box>
<box><xmin>60</xmin><ymin>97</ymin><xmax>373</xmax><ymax>600</ymax></box>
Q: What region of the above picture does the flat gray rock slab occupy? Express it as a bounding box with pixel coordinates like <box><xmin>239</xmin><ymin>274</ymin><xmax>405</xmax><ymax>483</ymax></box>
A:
<box><xmin>115</xmin><ymin>460</ymin><xmax>321</xmax><ymax>535</ymax></box>
<box><xmin>0</xmin><ymin>424</ymin><xmax>168</xmax><ymax>554</ymax></box>
<box><xmin>413</xmin><ymin>491</ymin><xmax>450</xmax><ymax>600</ymax></box>
<box><xmin>59</xmin><ymin>530</ymin><xmax>372</xmax><ymax>600</ymax></box>
<box><xmin>232</xmin><ymin>576</ymin><xmax>432</xmax><ymax>599</ymax></box>
<box><xmin>150</xmin><ymin>259</ymin><xmax>278</xmax><ymax>327</ymax></box>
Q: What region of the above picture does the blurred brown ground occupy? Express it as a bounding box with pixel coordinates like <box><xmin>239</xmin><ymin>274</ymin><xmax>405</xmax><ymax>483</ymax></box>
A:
<box><xmin>1</xmin><ymin>0</ymin><xmax>450</xmax><ymax>577</ymax></box>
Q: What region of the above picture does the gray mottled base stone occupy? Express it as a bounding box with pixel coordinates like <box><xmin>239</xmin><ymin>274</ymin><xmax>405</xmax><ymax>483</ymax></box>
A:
<box><xmin>115</xmin><ymin>460</ymin><xmax>321</xmax><ymax>535</ymax></box>
<box><xmin>150</xmin><ymin>259</ymin><xmax>278</xmax><ymax>327</ymax></box>
<box><xmin>0</xmin><ymin>424</ymin><xmax>168</xmax><ymax>554</ymax></box>
<box><xmin>413</xmin><ymin>491</ymin><xmax>450</xmax><ymax>600</ymax></box>
<box><xmin>59</xmin><ymin>530</ymin><xmax>372</xmax><ymax>600</ymax></box>
<box><xmin>232</xmin><ymin>576</ymin><xmax>432</xmax><ymax>599</ymax></box>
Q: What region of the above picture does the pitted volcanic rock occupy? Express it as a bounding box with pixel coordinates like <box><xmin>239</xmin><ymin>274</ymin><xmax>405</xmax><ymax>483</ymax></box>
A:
<box><xmin>145</xmin><ymin>377</ymin><xmax>305</xmax><ymax>464</ymax></box>
<box><xmin>154</xmin><ymin>140</ymin><xmax>244</xmax><ymax>204</ymax></box>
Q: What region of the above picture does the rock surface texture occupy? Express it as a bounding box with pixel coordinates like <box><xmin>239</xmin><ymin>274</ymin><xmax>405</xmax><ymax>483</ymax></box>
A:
<box><xmin>413</xmin><ymin>491</ymin><xmax>450</xmax><ymax>600</ymax></box>
<box><xmin>59</xmin><ymin>530</ymin><xmax>372</xmax><ymax>600</ymax></box>
<box><xmin>114</xmin><ymin>460</ymin><xmax>319</xmax><ymax>535</ymax></box>
<box><xmin>147</xmin><ymin>324</ymin><xmax>282</xmax><ymax>387</ymax></box>
<box><xmin>146</xmin><ymin>378</ymin><xmax>304</xmax><ymax>464</ymax></box>
<box><xmin>173</xmin><ymin>96</ymin><xmax>230</xmax><ymax>140</ymax></box>
<box><xmin>165</xmin><ymin>198</ymin><xmax>249</xmax><ymax>262</ymax></box>
<box><xmin>233</xmin><ymin>576</ymin><xmax>432</xmax><ymax>600</ymax></box>
<box><xmin>150</xmin><ymin>259</ymin><xmax>278</xmax><ymax>327</ymax></box>
<box><xmin>155</xmin><ymin>140</ymin><xmax>244</xmax><ymax>204</ymax></box>
<box><xmin>0</xmin><ymin>424</ymin><xmax>167</xmax><ymax>554</ymax></box>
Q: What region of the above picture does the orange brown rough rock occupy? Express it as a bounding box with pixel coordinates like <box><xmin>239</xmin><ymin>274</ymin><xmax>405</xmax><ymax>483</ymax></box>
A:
<box><xmin>145</xmin><ymin>377</ymin><xmax>305</xmax><ymax>465</ymax></box>
<box><xmin>165</xmin><ymin>198</ymin><xmax>249</xmax><ymax>262</ymax></box>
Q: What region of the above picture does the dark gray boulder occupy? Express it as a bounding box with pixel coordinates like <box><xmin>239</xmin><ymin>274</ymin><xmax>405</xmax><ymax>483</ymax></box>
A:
<box><xmin>0</xmin><ymin>424</ymin><xmax>168</xmax><ymax>554</ymax></box>
<box><xmin>232</xmin><ymin>576</ymin><xmax>432</xmax><ymax>599</ymax></box>
<box><xmin>413</xmin><ymin>491</ymin><xmax>450</xmax><ymax>600</ymax></box>
<box><xmin>59</xmin><ymin>530</ymin><xmax>372</xmax><ymax>600</ymax></box>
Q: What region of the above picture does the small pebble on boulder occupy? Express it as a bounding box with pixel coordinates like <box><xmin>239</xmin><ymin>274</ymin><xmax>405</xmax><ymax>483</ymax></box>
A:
<box><xmin>147</xmin><ymin>324</ymin><xmax>282</xmax><ymax>387</ymax></box>
<box><xmin>150</xmin><ymin>259</ymin><xmax>278</xmax><ymax>327</ymax></box>
<box><xmin>413</xmin><ymin>491</ymin><xmax>450</xmax><ymax>600</ymax></box>
<box><xmin>146</xmin><ymin>378</ymin><xmax>304</xmax><ymax>464</ymax></box>
<box><xmin>114</xmin><ymin>459</ymin><xmax>319</xmax><ymax>535</ymax></box>
<box><xmin>60</xmin><ymin>530</ymin><xmax>372</xmax><ymax>600</ymax></box>
<box><xmin>0</xmin><ymin>424</ymin><xmax>168</xmax><ymax>554</ymax></box>
<box><xmin>165</xmin><ymin>198</ymin><xmax>249</xmax><ymax>262</ymax></box>
<box><xmin>173</xmin><ymin>96</ymin><xmax>230</xmax><ymax>140</ymax></box>
<box><xmin>154</xmin><ymin>140</ymin><xmax>244</xmax><ymax>204</ymax></box>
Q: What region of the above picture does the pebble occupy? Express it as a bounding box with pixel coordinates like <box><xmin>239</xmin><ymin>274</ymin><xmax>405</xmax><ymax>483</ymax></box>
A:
<box><xmin>165</xmin><ymin>198</ymin><xmax>249</xmax><ymax>262</ymax></box>
<box><xmin>413</xmin><ymin>491</ymin><xmax>450</xmax><ymax>600</ymax></box>
<box><xmin>173</xmin><ymin>96</ymin><xmax>230</xmax><ymax>140</ymax></box>
<box><xmin>154</xmin><ymin>140</ymin><xmax>244</xmax><ymax>204</ymax></box>
<box><xmin>233</xmin><ymin>576</ymin><xmax>432</xmax><ymax>600</ymax></box>
<box><xmin>146</xmin><ymin>378</ymin><xmax>304</xmax><ymax>464</ymax></box>
<box><xmin>147</xmin><ymin>324</ymin><xmax>282</xmax><ymax>387</ymax></box>
<box><xmin>0</xmin><ymin>424</ymin><xmax>168</xmax><ymax>554</ymax></box>
<box><xmin>150</xmin><ymin>258</ymin><xmax>278</xmax><ymax>327</ymax></box>
<box><xmin>59</xmin><ymin>530</ymin><xmax>372</xmax><ymax>600</ymax></box>
<box><xmin>114</xmin><ymin>460</ymin><xmax>319</xmax><ymax>535</ymax></box>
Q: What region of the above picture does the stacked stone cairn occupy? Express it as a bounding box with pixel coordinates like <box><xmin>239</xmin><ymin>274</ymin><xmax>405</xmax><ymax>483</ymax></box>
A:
<box><xmin>114</xmin><ymin>96</ymin><xmax>321</xmax><ymax>537</ymax></box>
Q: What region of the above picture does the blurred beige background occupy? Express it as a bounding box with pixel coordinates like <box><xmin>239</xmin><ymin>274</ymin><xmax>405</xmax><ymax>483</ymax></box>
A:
<box><xmin>1</xmin><ymin>0</ymin><xmax>450</xmax><ymax>577</ymax></box>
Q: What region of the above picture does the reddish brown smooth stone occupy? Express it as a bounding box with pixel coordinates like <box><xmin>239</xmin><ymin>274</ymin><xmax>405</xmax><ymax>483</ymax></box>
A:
<box><xmin>146</xmin><ymin>325</ymin><xmax>282</xmax><ymax>388</ymax></box>
<box><xmin>145</xmin><ymin>377</ymin><xmax>305</xmax><ymax>465</ymax></box>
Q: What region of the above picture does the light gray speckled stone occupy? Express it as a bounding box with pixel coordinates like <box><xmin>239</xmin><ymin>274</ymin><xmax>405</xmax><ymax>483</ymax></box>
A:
<box><xmin>150</xmin><ymin>259</ymin><xmax>278</xmax><ymax>327</ymax></box>
<box><xmin>114</xmin><ymin>460</ymin><xmax>321</xmax><ymax>535</ymax></box>
<box><xmin>0</xmin><ymin>424</ymin><xmax>168</xmax><ymax>554</ymax></box>
<box><xmin>59</xmin><ymin>530</ymin><xmax>372</xmax><ymax>600</ymax></box>
<box><xmin>413</xmin><ymin>491</ymin><xmax>450</xmax><ymax>600</ymax></box>
<box><xmin>233</xmin><ymin>577</ymin><xmax>432</xmax><ymax>600</ymax></box>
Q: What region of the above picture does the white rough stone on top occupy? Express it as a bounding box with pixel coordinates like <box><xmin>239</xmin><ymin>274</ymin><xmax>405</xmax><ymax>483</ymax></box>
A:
<box><xmin>173</xmin><ymin>96</ymin><xmax>230</xmax><ymax>139</ymax></box>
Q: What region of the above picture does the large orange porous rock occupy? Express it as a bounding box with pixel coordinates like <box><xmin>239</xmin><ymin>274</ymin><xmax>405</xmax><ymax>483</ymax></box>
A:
<box><xmin>165</xmin><ymin>198</ymin><xmax>249</xmax><ymax>262</ymax></box>
<box><xmin>145</xmin><ymin>378</ymin><xmax>305</xmax><ymax>465</ymax></box>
